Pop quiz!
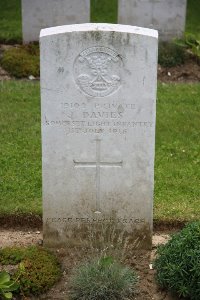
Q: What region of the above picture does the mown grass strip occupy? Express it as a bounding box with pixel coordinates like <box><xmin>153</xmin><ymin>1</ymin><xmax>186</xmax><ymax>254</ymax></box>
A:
<box><xmin>0</xmin><ymin>81</ymin><xmax>41</xmax><ymax>214</ymax></box>
<box><xmin>155</xmin><ymin>83</ymin><xmax>200</xmax><ymax>221</ymax></box>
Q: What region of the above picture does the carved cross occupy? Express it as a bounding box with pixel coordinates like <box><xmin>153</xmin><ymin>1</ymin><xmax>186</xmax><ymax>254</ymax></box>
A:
<box><xmin>73</xmin><ymin>138</ymin><xmax>123</xmax><ymax>212</ymax></box>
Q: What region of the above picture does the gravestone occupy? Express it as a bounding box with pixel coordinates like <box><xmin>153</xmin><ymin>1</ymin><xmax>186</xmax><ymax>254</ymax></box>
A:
<box><xmin>118</xmin><ymin>0</ymin><xmax>187</xmax><ymax>41</ymax></box>
<box><xmin>40</xmin><ymin>23</ymin><xmax>158</xmax><ymax>249</ymax></box>
<box><xmin>21</xmin><ymin>0</ymin><xmax>90</xmax><ymax>43</ymax></box>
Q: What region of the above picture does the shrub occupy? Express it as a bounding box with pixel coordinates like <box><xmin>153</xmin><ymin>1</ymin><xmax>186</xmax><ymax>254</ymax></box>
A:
<box><xmin>158</xmin><ymin>42</ymin><xmax>186</xmax><ymax>67</ymax></box>
<box><xmin>154</xmin><ymin>221</ymin><xmax>200</xmax><ymax>300</ymax></box>
<box><xmin>0</xmin><ymin>246</ymin><xmax>61</xmax><ymax>296</ymax></box>
<box><xmin>0</xmin><ymin>247</ymin><xmax>25</xmax><ymax>265</ymax></box>
<box><xmin>69</xmin><ymin>256</ymin><xmax>138</xmax><ymax>300</ymax></box>
<box><xmin>0</xmin><ymin>44</ymin><xmax>40</xmax><ymax>78</ymax></box>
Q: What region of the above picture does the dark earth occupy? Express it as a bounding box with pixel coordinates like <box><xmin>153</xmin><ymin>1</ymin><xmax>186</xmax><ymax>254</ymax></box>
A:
<box><xmin>158</xmin><ymin>58</ymin><xmax>200</xmax><ymax>83</ymax></box>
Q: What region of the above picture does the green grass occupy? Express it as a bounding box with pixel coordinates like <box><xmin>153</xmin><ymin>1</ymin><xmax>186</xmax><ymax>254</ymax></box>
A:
<box><xmin>0</xmin><ymin>0</ymin><xmax>199</xmax><ymax>43</ymax></box>
<box><xmin>0</xmin><ymin>0</ymin><xmax>22</xmax><ymax>43</ymax></box>
<box><xmin>155</xmin><ymin>83</ymin><xmax>200</xmax><ymax>221</ymax></box>
<box><xmin>91</xmin><ymin>0</ymin><xmax>118</xmax><ymax>23</ymax></box>
<box><xmin>0</xmin><ymin>81</ymin><xmax>41</xmax><ymax>215</ymax></box>
<box><xmin>0</xmin><ymin>81</ymin><xmax>199</xmax><ymax>222</ymax></box>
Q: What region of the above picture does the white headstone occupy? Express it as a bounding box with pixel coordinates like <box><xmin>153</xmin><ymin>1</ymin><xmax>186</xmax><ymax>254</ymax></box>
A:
<box><xmin>21</xmin><ymin>0</ymin><xmax>90</xmax><ymax>43</ymax></box>
<box><xmin>40</xmin><ymin>23</ymin><xmax>158</xmax><ymax>249</ymax></box>
<box><xmin>118</xmin><ymin>0</ymin><xmax>187</xmax><ymax>41</ymax></box>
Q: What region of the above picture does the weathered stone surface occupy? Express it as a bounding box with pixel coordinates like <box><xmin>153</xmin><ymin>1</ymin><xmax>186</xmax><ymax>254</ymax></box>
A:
<box><xmin>40</xmin><ymin>23</ymin><xmax>158</xmax><ymax>249</ymax></box>
<box><xmin>21</xmin><ymin>0</ymin><xmax>90</xmax><ymax>43</ymax></box>
<box><xmin>118</xmin><ymin>0</ymin><xmax>187</xmax><ymax>41</ymax></box>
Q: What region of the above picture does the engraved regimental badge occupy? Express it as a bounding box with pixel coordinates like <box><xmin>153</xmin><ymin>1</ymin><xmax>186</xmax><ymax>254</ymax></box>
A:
<box><xmin>74</xmin><ymin>46</ymin><xmax>122</xmax><ymax>97</ymax></box>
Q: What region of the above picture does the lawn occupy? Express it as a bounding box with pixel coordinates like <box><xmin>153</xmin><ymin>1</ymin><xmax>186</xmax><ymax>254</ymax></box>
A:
<box><xmin>0</xmin><ymin>81</ymin><xmax>199</xmax><ymax>221</ymax></box>
<box><xmin>0</xmin><ymin>81</ymin><xmax>41</xmax><ymax>214</ymax></box>
<box><xmin>0</xmin><ymin>0</ymin><xmax>22</xmax><ymax>43</ymax></box>
<box><xmin>91</xmin><ymin>0</ymin><xmax>118</xmax><ymax>23</ymax></box>
<box><xmin>155</xmin><ymin>83</ymin><xmax>200</xmax><ymax>222</ymax></box>
<box><xmin>0</xmin><ymin>0</ymin><xmax>199</xmax><ymax>43</ymax></box>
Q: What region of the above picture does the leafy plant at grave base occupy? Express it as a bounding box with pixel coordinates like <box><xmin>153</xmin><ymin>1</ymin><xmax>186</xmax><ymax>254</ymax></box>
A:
<box><xmin>0</xmin><ymin>271</ymin><xmax>19</xmax><ymax>300</ymax></box>
<box><xmin>69</xmin><ymin>255</ymin><xmax>138</xmax><ymax>300</ymax></box>
<box><xmin>0</xmin><ymin>246</ymin><xmax>61</xmax><ymax>296</ymax></box>
<box><xmin>175</xmin><ymin>33</ymin><xmax>200</xmax><ymax>63</ymax></box>
<box><xmin>154</xmin><ymin>221</ymin><xmax>200</xmax><ymax>300</ymax></box>
<box><xmin>0</xmin><ymin>43</ymin><xmax>40</xmax><ymax>78</ymax></box>
<box><xmin>158</xmin><ymin>42</ymin><xmax>186</xmax><ymax>67</ymax></box>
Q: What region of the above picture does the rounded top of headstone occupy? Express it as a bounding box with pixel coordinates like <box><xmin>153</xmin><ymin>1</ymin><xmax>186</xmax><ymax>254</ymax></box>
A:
<box><xmin>40</xmin><ymin>23</ymin><xmax>158</xmax><ymax>39</ymax></box>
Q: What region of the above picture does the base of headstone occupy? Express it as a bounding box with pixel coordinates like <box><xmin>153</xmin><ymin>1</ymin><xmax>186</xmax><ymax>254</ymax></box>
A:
<box><xmin>43</xmin><ymin>216</ymin><xmax>152</xmax><ymax>250</ymax></box>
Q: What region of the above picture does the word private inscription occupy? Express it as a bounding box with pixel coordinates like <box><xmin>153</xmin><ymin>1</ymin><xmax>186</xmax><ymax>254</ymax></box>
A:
<box><xmin>74</xmin><ymin>46</ymin><xmax>122</xmax><ymax>97</ymax></box>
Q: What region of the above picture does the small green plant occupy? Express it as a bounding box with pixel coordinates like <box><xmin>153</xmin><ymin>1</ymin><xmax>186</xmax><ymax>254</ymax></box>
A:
<box><xmin>0</xmin><ymin>271</ymin><xmax>19</xmax><ymax>300</ymax></box>
<box><xmin>0</xmin><ymin>246</ymin><xmax>61</xmax><ymax>296</ymax></box>
<box><xmin>158</xmin><ymin>42</ymin><xmax>186</xmax><ymax>67</ymax></box>
<box><xmin>154</xmin><ymin>221</ymin><xmax>200</xmax><ymax>300</ymax></box>
<box><xmin>0</xmin><ymin>44</ymin><xmax>40</xmax><ymax>78</ymax></box>
<box><xmin>69</xmin><ymin>256</ymin><xmax>138</xmax><ymax>300</ymax></box>
<box><xmin>175</xmin><ymin>33</ymin><xmax>200</xmax><ymax>62</ymax></box>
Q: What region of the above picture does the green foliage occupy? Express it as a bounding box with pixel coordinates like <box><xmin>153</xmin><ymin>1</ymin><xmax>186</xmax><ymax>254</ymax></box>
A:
<box><xmin>158</xmin><ymin>42</ymin><xmax>186</xmax><ymax>67</ymax></box>
<box><xmin>0</xmin><ymin>44</ymin><xmax>40</xmax><ymax>78</ymax></box>
<box><xmin>69</xmin><ymin>256</ymin><xmax>138</xmax><ymax>300</ymax></box>
<box><xmin>154</xmin><ymin>222</ymin><xmax>200</xmax><ymax>300</ymax></box>
<box><xmin>0</xmin><ymin>271</ymin><xmax>19</xmax><ymax>300</ymax></box>
<box><xmin>175</xmin><ymin>33</ymin><xmax>200</xmax><ymax>61</ymax></box>
<box><xmin>0</xmin><ymin>246</ymin><xmax>61</xmax><ymax>296</ymax></box>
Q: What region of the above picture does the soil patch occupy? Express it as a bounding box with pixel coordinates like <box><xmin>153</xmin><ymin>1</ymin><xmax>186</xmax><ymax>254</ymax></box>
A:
<box><xmin>0</xmin><ymin>229</ymin><xmax>182</xmax><ymax>300</ymax></box>
<box><xmin>158</xmin><ymin>59</ymin><xmax>200</xmax><ymax>83</ymax></box>
<box><xmin>0</xmin><ymin>214</ymin><xmax>42</xmax><ymax>229</ymax></box>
